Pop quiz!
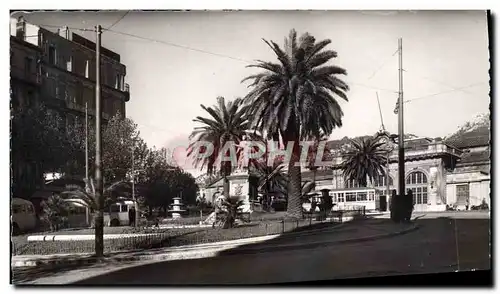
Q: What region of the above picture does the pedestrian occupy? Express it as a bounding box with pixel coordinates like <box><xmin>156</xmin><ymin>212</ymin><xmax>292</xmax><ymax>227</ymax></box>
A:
<box><xmin>466</xmin><ymin>198</ymin><xmax>470</xmax><ymax>211</ymax></box>
<box><xmin>405</xmin><ymin>190</ymin><xmax>414</xmax><ymax>223</ymax></box>
<box><xmin>129</xmin><ymin>207</ymin><xmax>136</xmax><ymax>226</ymax></box>
<box><xmin>128</xmin><ymin>207</ymin><xmax>134</xmax><ymax>226</ymax></box>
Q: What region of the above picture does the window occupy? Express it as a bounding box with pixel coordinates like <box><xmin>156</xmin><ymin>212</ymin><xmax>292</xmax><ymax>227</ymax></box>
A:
<box><xmin>407</xmin><ymin>171</ymin><xmax>429</xmax><ymax>205</ymax></box>
<box><xmin>374</xmin><ymin>174</ymin><xmax>394</xmax><ymax>187</ymax></box>
<box><xmin>337</xmin><ymin>193</ymin><xmax>344</xmax><ymax>202</ymax></box>
<box><xmin>56</xmin><ymin>82</ymin><xmax>66</xmax><ymax>100</ymax></box>
<box><xmin>26</xmin><ymin>205</ymin><xmax>34</xmax><ymax>213</ymax></box>
<box><xmin>410</xmin><ymin>187</ymin><xmax>428</xmax><ymax>205</ymax></box>
<box><xmin>66</xmin><ymin>56</ymin><xmax>73</xmax><ymax>72</ymax></box>
<box><xmin>12</xmin><ymin>205</ymin><xmax>21</xmax><ymax>214</ymax></box>
<box><xmin>110</xmin><ymin>205</ymin><xmax>120</xmax><ymax>213</ymax></box>
<box><xmin>115</xmin><ymin>74</ymin><xmax>121</xmax><ymax>90</ymax></box>
<box><xmin>406</xmin><ymin>171</ymin><xmax>427</xmax><ymax>185</ymax></box>
<box><xmin>85</xmin><ymin>60</ymin><xmax>89</xmax><ymax>78</ymax></box>
<box><xmin>345</xmin><ymin>179</ymin><xmax>360</xmax><ymax>188</ymax></box>
<box><xmin>66</xmin><ymin>85</ymin><xmax>76</xmax><ymax>104</ymax></box>
<box><xmin>121</xmin><ymin>205</ymin><xmax>129</xmax><ymax>213</ymax></box>
<box><xmin>48</xmin><ymin>45</ymin><xmax>56</xmax><ymax>65</ymax></box>
<box><xmin>26</xmin><ymin>90</ymin><xmax>33</xmax><ymax>108</ymax></box>
<box><xmin>346</xmin><ymin>192</ymin><xmax>356</xmax><ymax>202</ymax></box>
<box><xmin>357</xmin><ymin>192</ymin><xmax>367</xmax><ymax>201</ymax></box>
<box><xmin>24</xmin><ymin>57</ymin><xmax>33</xmax><ymax>75</ymax></box>
<box><xmin>368</xmin><ymin>191</ymin><xmax>375</xmax><ymax>201</ymax></box>
<box><xmin>331</xmin><ymin>193</ymin><xmax>337</xmax><ymax>203</ymax></box>
<box><xmin>456</xmin><ymin>184</ymin><xmax>469</xmax><ymax>204</ymax></box>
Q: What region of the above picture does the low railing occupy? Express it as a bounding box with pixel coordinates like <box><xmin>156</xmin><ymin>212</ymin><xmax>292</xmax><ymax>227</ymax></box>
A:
<box><xmin>11</xmin><ymin>208</ymin><xmax>366</xmax><ymax>256</ymax></box>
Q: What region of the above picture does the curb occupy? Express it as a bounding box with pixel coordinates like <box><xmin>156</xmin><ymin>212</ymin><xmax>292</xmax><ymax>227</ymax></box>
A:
<box><xmin>12</xmin><ymin>223</ymin><xmax>418</xmax><ymax>269</ymax></box>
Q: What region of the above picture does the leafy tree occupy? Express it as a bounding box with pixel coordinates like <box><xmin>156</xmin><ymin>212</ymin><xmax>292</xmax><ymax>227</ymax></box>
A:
<box><xmin>11</xmin><ymin>104</ymin><xmax>71</xmax><ymax>198</ymax></box>
<box><xmin>68</xmin><ymin>113</ymin><xmax>149</xmax><ymax>184</ymax></box>
<box><xmin>188</xmin><ymin>97</ymin><xmax>250</xmax><ymax>198</ymax></box>
<box><xmin>135</xmin><ymin>148</ymin><xmax>198</xmax><ymax>216</ymax></box>
<box><xmin>340</xmin><ymin>134</ymin><xmax>388</xmax><ymax>187</ymax></box>
<box><xmin>242</xmin><ymin>29</ymin><xmax>349</xmax><ymax>218</ymax></box>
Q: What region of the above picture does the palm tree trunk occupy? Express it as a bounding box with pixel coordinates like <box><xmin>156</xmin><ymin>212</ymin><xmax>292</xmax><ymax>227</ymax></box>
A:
<box><xmin>313</xmin><ymin>168</ymin><xmax>317</xmax><ymax>189</ymax></box>
<box><xmin>285</xmin><ymin>131</ymin><xmax>303</xmax><ymax>219</ymax></box>
<box><xmin>223</xmin><ymin>175</ymin><xmax>230</xmax><ymax>199</ymax></box>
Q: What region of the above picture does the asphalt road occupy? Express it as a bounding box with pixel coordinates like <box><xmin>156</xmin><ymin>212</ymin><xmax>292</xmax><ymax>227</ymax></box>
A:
<box><xmin>70</xmin><ymin>216</ymin><xmax>490</xmax><ymax>285</ymax></box>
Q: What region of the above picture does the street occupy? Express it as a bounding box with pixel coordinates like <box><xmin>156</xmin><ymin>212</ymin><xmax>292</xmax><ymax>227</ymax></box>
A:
<box><xmin>68</xmin><ymin>216</ymin><xmax>490</xmax><ymax>285</ymax></box>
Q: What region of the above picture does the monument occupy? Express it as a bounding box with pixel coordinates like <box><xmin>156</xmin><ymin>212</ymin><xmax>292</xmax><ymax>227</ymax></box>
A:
<box><xmin>168</xmin><ymin>197</ymin><xmax>186</xmax><ymax>219</ymax></box>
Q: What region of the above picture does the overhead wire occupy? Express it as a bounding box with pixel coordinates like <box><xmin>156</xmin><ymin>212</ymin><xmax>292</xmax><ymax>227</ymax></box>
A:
<box><xmin>105</xmin><ymin>10</ymin><xmax>130</xmax><ymax>31</ymax></box>
<box><xmin>403</xmin><ymin>69</ymin><xmax>475</xmax><ymax>96</ymax></box>
<box><xmin>404</xmin><ymin>83</ymin><xmax>487</xmax><ymax>104</ymax></box>
<box><xmin>365</xmin><ymin>48</ymin><xmax>399</xmax><ymax>81</ymax></box>
<box><xmin>30</xmin><ymin>23</ymin><xmax>487</xmax><ymax>106</ymax></box>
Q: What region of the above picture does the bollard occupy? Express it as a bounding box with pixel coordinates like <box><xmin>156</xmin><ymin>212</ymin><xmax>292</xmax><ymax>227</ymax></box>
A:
<box><xmin>265</xmin><ymin>223</ymin><xmax>268</xmax><ymax>235</ymax></box>
<box><xmin>282</xmin><ymin>220</ymin><xmax>285</xmax><ymax>233</ymax></box>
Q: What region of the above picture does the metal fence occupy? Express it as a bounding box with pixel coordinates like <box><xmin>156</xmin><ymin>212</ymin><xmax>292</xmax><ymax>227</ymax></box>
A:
<box><xmin>12</xmin><ymin>207</ymin><xmax>365</xmax><ymax>256</ymax></box>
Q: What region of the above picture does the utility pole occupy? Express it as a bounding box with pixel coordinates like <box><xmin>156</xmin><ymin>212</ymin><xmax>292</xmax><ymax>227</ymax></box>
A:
<box><xmin>85</xmin><ymin>102</ymin><xmax>89</xmax><ymax>182</ymax></box>
<box><xmin>94</xmin><ymin>25</ymin><xmax>104</xmax><ymax>257</ymax></box>
<box><xmin>85</xmin><ymin>102</ymin><xmax>89</xmax><ymax>225</ymax></box>
<box><xmin>397</xmin><ymin>38</ymin><xmax>405</xmax><ymax>198</ymax></box>
<box><xmin>131</xmin><ymin>143</ymin><xmax>138</xmax><ymax>227</ymax></box>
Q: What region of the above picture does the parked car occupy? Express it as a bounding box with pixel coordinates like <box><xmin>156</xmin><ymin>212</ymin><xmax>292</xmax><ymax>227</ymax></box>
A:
<box><xmin>11</xmin><ymin>198</ymin><xmax>37</xmax><ymax>235</ymax></box>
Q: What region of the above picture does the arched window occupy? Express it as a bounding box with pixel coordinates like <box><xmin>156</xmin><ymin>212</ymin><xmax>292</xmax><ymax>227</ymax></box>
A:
<box><xmin>406</xmin><ymin>171</ymin><xmax>428</xmax><ymax>205</ymax></box>
<box><xmin>373</xmin><ymin>175</ymin><xmax>394</xmax><ymax>187</ymax></box>
<box><xmin>344</xmin><ymin>178</ymin><xmax>360</xmax><ymax>188</ymax></box>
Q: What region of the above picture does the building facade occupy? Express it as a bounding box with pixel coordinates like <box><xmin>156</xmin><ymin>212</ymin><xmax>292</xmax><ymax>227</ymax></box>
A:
<box><xmin>10</xmin><ymin>17</ymin><xmax>131</xmax><ymax>200</ymax></box>
<box><xmin>303</xmin><ymin>133</ymin><xmax>490</xmax><ymax>212</ymax></box>
<box><xmin>10</xmin><ymin>35</ymin><xmax>44</xmax><ymax>198</ymax></box>
<box><xmin>11</xmin><ymin>16</ymin><xmax>130</xmax><ymax>128</ymax></box>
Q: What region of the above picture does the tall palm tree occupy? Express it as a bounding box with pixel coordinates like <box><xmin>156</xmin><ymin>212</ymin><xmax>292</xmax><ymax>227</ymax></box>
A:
<box><xmin>187</xmin><ymin>97</ymin><xmax>251</xmax><ymax>198</ymax></box>
<box><xmin>242</xmin><ymin>29</ymin><xmax>349</xmax><ymax>217</ymax></box>
<box><xmin>340</xmin><ymin>135</ymin><xmax>388</xmax><ymax>187</ymax></box>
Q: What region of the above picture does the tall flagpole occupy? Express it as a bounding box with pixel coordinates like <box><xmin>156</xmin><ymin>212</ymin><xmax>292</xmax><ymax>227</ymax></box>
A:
<box><xmin>397</xmin><ymin>38</ymin><xmax>405</xmax><ymax>198</ymax></box>
<box><xmin>85</xmin><ymin>102</ymin><xmax>89</xmax><ymax>182</ymax></box>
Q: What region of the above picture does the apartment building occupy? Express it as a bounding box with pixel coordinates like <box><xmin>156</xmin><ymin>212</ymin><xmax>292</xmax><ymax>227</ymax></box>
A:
<box><xmin>10</xmin><ymin>35</ymin><xmax>44</xmax><ymax>198</ymax></box>
<box><xmin>10</xmin><ymin>16</ymin><xmax>131</xmax><ymax>200</ymax></box>
<box><xmin>10</xmin><ymin>35</ymin><xmax>42</xmax><ymax>109</ymax></box>
<box><xmin>11</xmin><ymin>16</ymin><xmax>130</xmax><ymax>128</ymax></box>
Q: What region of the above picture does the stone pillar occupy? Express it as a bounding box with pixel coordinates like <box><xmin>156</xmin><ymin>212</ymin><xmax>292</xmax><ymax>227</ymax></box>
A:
<box><xmin>429</xmin><ymin>166</ymin><xmax>438</xmax><ymax>206</ymax></box>
<box><xmin>227</xmin><ymin>172</ymin><xmax>251</xmax><ymax>212</ymax></box>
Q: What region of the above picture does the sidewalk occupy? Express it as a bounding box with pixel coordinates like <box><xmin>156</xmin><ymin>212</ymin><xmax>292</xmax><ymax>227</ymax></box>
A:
<box><xmin>12</xmin><ymin>219</ymin><xmax>417</xmax><ymax>270</ymax></box>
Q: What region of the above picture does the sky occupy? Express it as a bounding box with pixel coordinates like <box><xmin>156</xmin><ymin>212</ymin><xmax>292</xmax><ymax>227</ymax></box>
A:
<box><xmin>11</xmin><ymin>10</ymin><xmax>490</xmax><ymax>177</ymax></box>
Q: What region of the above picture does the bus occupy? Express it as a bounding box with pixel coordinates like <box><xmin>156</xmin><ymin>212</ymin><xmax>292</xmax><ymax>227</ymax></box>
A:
<box><xmin>11</xmin><ymin>198</ymin><xmax>37</xmax><ymax>235</ymax></box>
<box><xmin>104</xmin><ymin>200</ymin><xmax>137</xmax><ymax>227</ymax></box>
<box><xmin>330</xmin><ymin>188</ymin><xmax>378</xmax><ymax>211</ymax></box>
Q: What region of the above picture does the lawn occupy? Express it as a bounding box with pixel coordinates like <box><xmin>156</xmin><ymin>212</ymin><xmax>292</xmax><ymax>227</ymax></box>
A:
<box><xmin>11</xmin><ymin>213</ymin><xmax>346</xmax><ymax>256</ymax></box>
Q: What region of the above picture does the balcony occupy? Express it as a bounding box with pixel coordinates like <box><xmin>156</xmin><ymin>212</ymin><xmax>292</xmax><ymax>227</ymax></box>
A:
<box><xmin>124</xmin><ymin>83</ymin><xmax>130</xmax><ymax>102</ymax></box>
<box><xmin>10</xmin><ymin>66</ymin><xmax>41</xmax><ymax>85</ymax></box>
<box><xmin>389</xmin><ymin>143</ymin><xmax>463</xmax><ymax>161</ymax></box>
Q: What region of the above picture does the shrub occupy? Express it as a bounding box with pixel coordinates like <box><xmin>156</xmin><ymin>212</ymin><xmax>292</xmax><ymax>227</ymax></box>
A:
<box><xmin>41</xmin><ymin>195</ymin><xmax>70</xmax><ymax>231</ymax></box>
